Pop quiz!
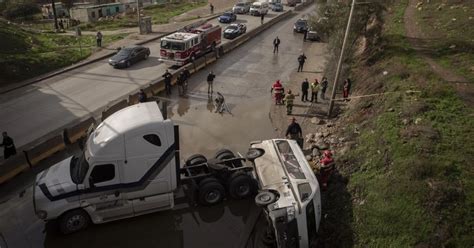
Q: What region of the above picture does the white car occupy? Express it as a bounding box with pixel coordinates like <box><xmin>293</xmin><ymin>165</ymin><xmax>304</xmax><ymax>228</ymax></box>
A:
<box><xmin>232</xmin><ymin>2</ymin><xmax>251</xmax><ymax>14</ymax></box>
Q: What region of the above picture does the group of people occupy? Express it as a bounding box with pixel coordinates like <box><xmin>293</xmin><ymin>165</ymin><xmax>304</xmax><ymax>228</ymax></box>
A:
<box><xmin>300</xmin><ymin>77</ymin><xmax>329</xmax><ymax>103</ymax></box>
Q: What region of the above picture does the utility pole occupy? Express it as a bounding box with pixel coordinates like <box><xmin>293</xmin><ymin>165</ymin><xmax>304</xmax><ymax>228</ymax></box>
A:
<box><xmin>327</xmin><ymin>0</ymin><xmax>356</xmax><ymax>117</ymax></box>
<box><xmin>137</xmin><ymin>0</ymin><xmax>142</xmax><ymax>34</ymax></box>
<box><xmin>51</xmin><ymin>0</ymin><xmax>59</xmax><ymax>31</ymax></box>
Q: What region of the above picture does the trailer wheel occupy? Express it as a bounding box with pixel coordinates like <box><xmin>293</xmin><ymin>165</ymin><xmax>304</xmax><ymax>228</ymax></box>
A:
<box><xmin>59</xmin><ymin>209</ymin><xmax>90</xmax><ymax>234</ymax></box>
<box><xmin>255</xmin><ymin>190</ymin><xmax>277</xmax><ymax>207</ymax></box>
<box><xmin>185</xmin><ymin>154</ymin><xmax>207</xmax><ymax>176</ymax></box>
<box><xmin>216</xmin><ymin>149</ymin><xmax>243</xmax><ymax>168</ymax></box>
<box><xmin>246</xmin><ymin>148</ymin><xmax>264</xmax><ymax>160</ymax></box>
<box><xmin>228</xmin><ymin>172</ymin><xmax>255</xmax><ymax>199</ymax></box>
<box><xmin>215</xmin><ymin>149</ymin><xmax>234</xmax><ymax>160</ymax></box>
<box><xmin>198</xmin><ymin>178</ymin><xmax>226</xmax><ymax>206</ymax></box>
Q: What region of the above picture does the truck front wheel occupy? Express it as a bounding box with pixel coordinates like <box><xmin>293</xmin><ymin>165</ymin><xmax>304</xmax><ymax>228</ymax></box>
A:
<box><xmin>59</xmin><ymin>209</ymin><xmax>90</xmax><ymax>234</ymax></box>
<box><xmin>228</xmin><ymin>172</ymin><xmax>255</xmax><ymax>199</ymax></box>
<box><xmin>198</xmin><ymin>178</ymin><xmax>225</xmax><ymax>206</ymax></box>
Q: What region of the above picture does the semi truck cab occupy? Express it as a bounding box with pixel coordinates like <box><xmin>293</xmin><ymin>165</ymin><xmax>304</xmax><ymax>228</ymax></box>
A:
<box><xmin>34</xmin><ymin>103</ymin><xmax>179</xmax><ymax>234</ymax></box>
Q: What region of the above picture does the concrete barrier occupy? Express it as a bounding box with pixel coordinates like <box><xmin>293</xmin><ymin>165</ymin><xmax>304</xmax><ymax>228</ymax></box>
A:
<box><xmin>0</xmin><ymin>154</ymin><xmax>30</xmax><ymax>185</ymax></box>
<box><xmin>64</xmin><ymin>117</ymin><xmax>96</xmax><ymax>144</ymax></box>
<box><xmin>24</xmin><ymin>135</ymin><xmax>66</xmax><ymax>167</ymax></box>
<box><xmin>149</xmin><ymin>80</ymin><xmax>165</xmax><ymax>95</ymax></box>
<box><xmin>101</xmin><ymin>99</ymin><xmax>128</xmax><ymax>121</ymax></box>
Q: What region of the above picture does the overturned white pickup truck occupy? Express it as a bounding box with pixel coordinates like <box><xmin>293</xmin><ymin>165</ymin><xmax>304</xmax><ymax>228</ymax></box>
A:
<box><xmin>33</xmin><ymin>102</ymin><xmax>321</xmax><ymax>247</ymax></box>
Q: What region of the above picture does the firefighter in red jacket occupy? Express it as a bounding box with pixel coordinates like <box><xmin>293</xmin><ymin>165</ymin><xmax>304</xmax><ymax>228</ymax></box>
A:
<box><xmin>271</xmin><ymin>80</ymin><xmax>284</xmax><ymax>105</ymax></box>
<box><xmin>320</xmin><ymin>150</ymin><xmax>335</xmax><ymax>190</ymax></box>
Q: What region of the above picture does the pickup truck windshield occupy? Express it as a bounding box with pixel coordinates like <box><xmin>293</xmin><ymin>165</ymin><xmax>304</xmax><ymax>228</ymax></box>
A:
<box><xmin>70</xmin><ymin>152</ymin><xmax>90</xmax><ymax>184</ymax></box>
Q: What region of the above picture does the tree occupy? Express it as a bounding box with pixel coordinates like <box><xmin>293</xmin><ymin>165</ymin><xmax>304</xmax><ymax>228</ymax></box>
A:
<box><xmin>2</xmin><ymin>3</ymin><xmax>41</xmax><ymax>20</ymax></box>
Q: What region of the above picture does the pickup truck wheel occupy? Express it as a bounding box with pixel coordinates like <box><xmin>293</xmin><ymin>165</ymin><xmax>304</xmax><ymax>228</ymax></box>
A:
<box><xmin>228</xmin><ymin>172</ymin><xmax>255</xmax><ymax>199</ymax></box>
<box><xmin>198</xmin><ymin>178</ymin><xmax>225</xmax><ymax>206</ymax></box>
<box><xmin>246</xmin><ymin>148</ymin><xmax>264</xmax><ymax>160</ymax></box>
<box><xmin>59</xmin><ymin>209</ymin><xmax>90</xmax><ymax>234</ymax></box>
<box><xmin>255</xmin><ymin>190</ymin><xmax>277</xmax><ymax>207</ymax></box>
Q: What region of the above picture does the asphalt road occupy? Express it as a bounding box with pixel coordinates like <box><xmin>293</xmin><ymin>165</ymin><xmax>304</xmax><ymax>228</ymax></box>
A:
<box><xmin>0</xmin><ymin>5</ymin><xmax>322</xmax><ymax>248</ymax></box>
<box><xmin>0</xmin><ymin>10</ymin><xmax>288</xmax><ymax>150</ymax></box>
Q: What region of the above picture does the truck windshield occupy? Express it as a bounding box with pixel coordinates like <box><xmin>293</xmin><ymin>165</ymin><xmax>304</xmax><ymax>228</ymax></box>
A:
<box><xmin>161</xmin><ymin>40</ymin><xmax>185</xmax><ymax>51</ymax></box>
<box><xmin>276</xmin><ymin>140</ymin><xmax>306</xmax><ymax>180</ymax></box>
<box><xmin>70</xmin><ymin>152</ymin><xmax>90</xmax><ymax>184</ymax></box>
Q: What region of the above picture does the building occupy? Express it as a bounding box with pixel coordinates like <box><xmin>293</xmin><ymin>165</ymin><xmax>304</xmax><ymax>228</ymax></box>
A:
<box><xmin>41</xmin><ymin>2</ymin><xmax>69</xmax><ymax>18</ymax></box>
<box><xmin>70</xmin><ymin>2</ymin><xmax>126</xmax><ymax>22</ymax></box>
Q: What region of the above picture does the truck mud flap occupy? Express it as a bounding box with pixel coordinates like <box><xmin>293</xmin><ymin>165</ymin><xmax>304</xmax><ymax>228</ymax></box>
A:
<box><xmin>174</xmin><ymin>125</ymin><xmax>180</xmax><ymax>186</ymax></box>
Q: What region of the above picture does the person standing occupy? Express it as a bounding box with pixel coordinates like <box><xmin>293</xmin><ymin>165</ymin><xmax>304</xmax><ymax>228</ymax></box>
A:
<box><xmin>303</xmin><ymin>29</ymin><xmax>308</xmax><ymax>41</ymax></box>
<box><xmin>207</xmin><ymin>71</ymin><xmax>216</xmax><ymax>94</ymax></box>
<box><xmin>271</xmin><ymin>79</ymin><xmax>284</xmax><ymax>105</ymax></box>
<box><xmin>162</xmin><ymin>69</ymin><xmax>172</xmax><ymax>96</ymax></box>
<box><xmin>301</xmin><ymin>78</ymin><xmax>309</xmax><ymax>102</ymax></box>
<box><xmin>260</xmin><ymin>13</ymin><xmax>265</xmax><ymax>24</ymax></box>
<box><xmin>183</xmin><ymin>68</ymin><xmax>190</xmax><ymax>94</ymax></box>
<box><xmin>320</xmin><ymin>77</ymin><xmax>328</xmax><ymax>100</ymax></box>
<box><xmin>210</xmin><ymin>3</ymin><xmax>214</xmax><ymax>14</ymax></box>
<box><xmin>284</xmin><ymin>89</ymin><xmax>296</xmax><ymax>115</ymax></box>
<box><xmin>311</xmin><ymin>79</ymin><xmax>320</xmax><ymax>103</ymax></box>
<box><xmin>177</xmin><ymin>71</ymin><xmax>185</xmax><ymax>96</ymax></box>
<box><xmin>1</xmin><ymin>132</ymin><xmax>16</xmax><ymax>159</ymax></box>
<box><xmin>343</xmin><ymin>78</ymin><xmax>351</xmax><ymax>101</ymax></box>
<box><xmin>273</xmin><ymin>36</ymin><xmax>280</xmax><ymax>54</ymax></box>
<box><xmin>285</xmin><ymin>117</ymin><xmax>303</xmax><ymax>148</ymax></box>
<box><xmin>96</xmin><ymin>31</ymin><xmax>103</xmax><ymax>47</ymax></box>
<box><xmin>297</xmin><ymin>53</ymin><xmax>307</xmax><ymax>72</ymax></box>
<box><xmin>138</xmin><ymin>89</ymin><xmax>147</xmax><ymax>103</ymax></box>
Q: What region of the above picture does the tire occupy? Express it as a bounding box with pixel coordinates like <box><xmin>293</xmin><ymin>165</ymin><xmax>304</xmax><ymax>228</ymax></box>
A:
<box><xmin>126</xmin><ymin>61</ymin><xmax>131</xmax><ymax>68</ymax></box>
<box><xmin>198</xmin><ymin>178</ymin><xmax>226</xmax><ymax>206</ymax></box>
<box><xmin>185</xmin><ymin>154</ymin><xmax>207</xmax><ymax>176</ymax></box>
<box><xmin>59</xmin><ymin>209</ymin><xmax>90</xmax><ymax>234</ymax></box>
<box><xmin>215</xmin><ymin>149</ymin><xmax>234</xmax><ymax>160</ymax></box>
<box><xmin>210</xmin><ymin>42</ymin><xmax>216</xmax><ymax>52</ymax></box>
<box><xmin>246</xmin><ymin>148</ymin><xmax>264</xmax><ymax>160</ymax></box>
<box><xmin>228</xmin><ymin>172</ymin><xmax>255</xmax><ymax>199</ymax></box>
<box><xmin>190</xmin><ymin>54</ymin><xmax>196</xmax><ymax>62</ymax></box>
<box><xmin>144</xmin><ymin>53</ymin><xmax>149</xmax><ymax>60</ymax></box>
<box><xmin>255</xmin><ymin>190</ymin><xmax>277</xmax><ymax>207</ymax></box>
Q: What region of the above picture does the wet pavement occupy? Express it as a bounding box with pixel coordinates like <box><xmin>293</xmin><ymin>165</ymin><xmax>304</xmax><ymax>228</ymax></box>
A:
<box><xmin>0</xmin><ymin>5</ymin><xmax>323</xmax><ymax>248</ymax></box>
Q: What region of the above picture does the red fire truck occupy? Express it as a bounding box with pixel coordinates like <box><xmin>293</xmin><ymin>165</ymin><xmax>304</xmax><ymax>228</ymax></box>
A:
<box><xmin>159</xmin><ymin>23</ymin><xmax>222</xmax><ymax>66</ymax></box>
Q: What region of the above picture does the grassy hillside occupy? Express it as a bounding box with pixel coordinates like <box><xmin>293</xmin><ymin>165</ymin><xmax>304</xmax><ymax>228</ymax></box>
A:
<box><xmin>321</xmin><ymin>0</ymin><xmax>474</xmax><ymax>247</ymax></box>
<box><xmin>0</xmin><ymin>19</ymin><xmax>126</xmax><ymax>85</ymax></box>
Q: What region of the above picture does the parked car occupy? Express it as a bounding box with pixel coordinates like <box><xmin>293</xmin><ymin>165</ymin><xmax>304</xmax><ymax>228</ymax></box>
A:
<box><xmin>108</xmin><ymin>45</ymin><xmax>150</xmax><ymax>68</ymax></box>
<box><xmin>223</xmin><ymin>23</ymin><xmax>247</xmax><ymax>39</ymax></box>
<box><xmin>271</xmin><ymin>3</ymin><xmax>284</xmax><ymax>12</ymax></box>
<box><xmin>306</xmin><ymin>27</ymin><xmax>321</xmax><ymax>41</ymax></box>
<box><xmin>293</xmin><ymin>19</ymin><xmax>308</xmax><ymax>33</ymax></box>
<box><xmin>232</xmin><ymin>2</ymin><xmax>251</xmax><ymax>14</ymax></box>
<box><xmin>218</xmin><ymin>12</ymin><xmax>237</xmax><ymax>23</ymax></box>
<box><xmin>287</xmin><ymin>0</ymin><xmax>296</xmax><ymax>7</ymax></box>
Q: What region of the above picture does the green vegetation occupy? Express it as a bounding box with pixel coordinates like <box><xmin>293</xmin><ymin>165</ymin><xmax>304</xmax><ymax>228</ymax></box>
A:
<box><xmin>415</xmin><ymin>0</ymin><xmax>474</xmax><ymax>81</ymax></box>
<box><xmin>0</xmin><ymin>20</ymin><xmax>126</xmax><ymax>84</ymax></box>
<box><xmin>79</xmin><ymin>1</ymin><xmax>207</xmax><ymax>31</ymax></box>
<box><xmin>319</xmin><ymin>0</ymin><xmax>474</xmax><ymax>247</ymax></box>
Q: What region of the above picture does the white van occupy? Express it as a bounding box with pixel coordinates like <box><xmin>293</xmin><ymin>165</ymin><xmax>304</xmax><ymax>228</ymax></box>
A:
<box><xmin>250</xmin><ymin>1</ymin><xmax>269</xmax><ymax>16</ymax></box>
<box><xmin>247</xmin><ymin>139</ymin><xmax>322</xmax><ymax>248</ymax></box>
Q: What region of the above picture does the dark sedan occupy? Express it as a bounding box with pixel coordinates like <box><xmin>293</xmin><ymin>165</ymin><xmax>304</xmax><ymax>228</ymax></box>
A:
<box><xmin>271</xmin><ymin>3</ymin><xmax>283</xmax><ymax>12</ymax></box>
<box><xmin>108</xmin><ymin>45</ymin><xmax>150</xmax><ymax>68</ymax></box>
<box><xmin>218</xmin><ymin>12</ymin><xmax>237</xmax><ymax>23</ymax></box>
<box><xmin>223</xmin><ymin>23</ymin><xmax>247</xmax><ymax>39</ymax></box>
<box><xmin>293</xmin><ymin>19</ymin><xmax>308</xmax><ymax>33</ymax></box>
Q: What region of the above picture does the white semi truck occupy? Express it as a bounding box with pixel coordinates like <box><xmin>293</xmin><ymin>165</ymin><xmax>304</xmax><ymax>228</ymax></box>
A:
<box><xmin>33</xmin><ymin>102</ymin><xmax>321</xmax><ymax>247</ymax></box>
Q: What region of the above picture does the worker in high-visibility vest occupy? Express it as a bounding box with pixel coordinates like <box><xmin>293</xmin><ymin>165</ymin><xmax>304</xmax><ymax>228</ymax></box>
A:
<box><xmin>284</xmin><ymin>89</ymin><xmax>296</xmax><ymax>115</ymax></box>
